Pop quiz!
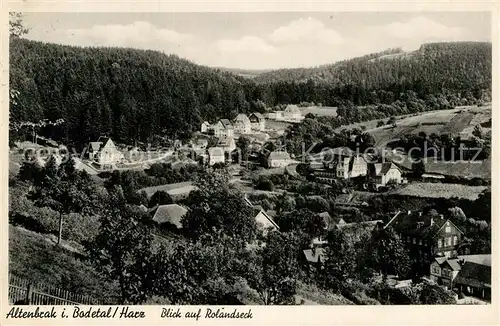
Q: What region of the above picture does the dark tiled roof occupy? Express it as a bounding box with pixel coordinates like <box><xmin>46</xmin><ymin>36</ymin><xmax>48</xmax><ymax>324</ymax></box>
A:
<box><xmin>220</xmin><ymin>119</ymin><xmax>233</xmax><ymax>129</ymax></box>
<box><xmin>443</xmin><ymin>259</ymin><xmax>461</xmax><ymax>271</ymax></box>
<box><xmin>151</xmin><ymin>204</ymin><xmax>188</xmax><ymax>228</ymax></box>
<box><xmin>454</xmin><ymin>262</ymin><xmax>491</xmax><ymax>288</ymax></box>
<box><xmin>250</xmin><ymin>112</ymin><xmax>265</xmax><ymax>120</ymax></box>
<box><xmin>458</xmin><ymin>254</ymin><xmax>491</xmax><ymax>267</ymax></box>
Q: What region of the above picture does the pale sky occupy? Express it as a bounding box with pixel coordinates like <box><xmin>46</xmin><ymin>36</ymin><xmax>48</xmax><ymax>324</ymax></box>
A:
<box><xmin>23</xmin><ymin>12</ymin><xmax>491</xmax><ymax>70</ymax></box>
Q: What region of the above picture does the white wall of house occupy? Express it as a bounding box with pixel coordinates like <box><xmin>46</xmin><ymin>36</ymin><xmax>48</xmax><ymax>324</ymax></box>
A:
<box><xmin>381</xmin><ymin>167</ymin><xmax>402</xmax><ymax>185</ymax></box>
<box><xmin>269</xmin><ymin>158</ymin><xmax>290</xmax><ymax>168</ymax></box>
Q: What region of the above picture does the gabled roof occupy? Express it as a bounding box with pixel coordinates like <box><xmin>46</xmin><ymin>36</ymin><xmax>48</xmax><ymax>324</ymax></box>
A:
<box><xmin>208</xmin><ymin>147</ymin><xmax>225</xmax><ymax>156</ymax></box>
<box><xmin>268</xmin><ymin>151</ymin><xmax>291</xmax><ymax>161</ymax></box>
<box><xmin>458</xmin><ymin>254</ymin><xmax>491</xmax><ymax>267</ymax></box>
<box><xmin>151</xmin><ymin>204</ymin><xmax>188</xmax><ymax>228</ymax></box>
<box><xmin>219</xmin><ymin>119</ymin><xmax>233</xmax><ymax>129</ymax></box>
<box><xmin>250</xmin><ymin>112</ymin><xmax>265</xmax><ymax>120</ymax></box>
<box><xmin>253</xmin><ymin>206</ymin><xmax>280</xmax><ymax>230</ymax></box>
<box><xmin>234</xmin><ymin>114</ymin><xmax>251</xmax><ymax>124</ymax></box>
<box><xmin>89</xmin><ymin>142</ymin><xmax>102</xmax><ymax>152</ymax></box>
<box><xmin>217</xmin><ymin>136</ymin><xmax>235</xmax><ymax>147</ymax></box>
<box><xmin>284</xmin><ymin>105</ymin><xmax>301</xmax><ymax>114</ymax></box>
<box><xmin>373</xmin><ymin>162</ymin><xmax>401</xmax><ymax>176</ymax></box>
<box><xmin>97</xmin><ymin>136</ymin><xmax>113</xmax><ymax>147</ymax></box>
<box><xmin>202</xmin><ymin>121</ymin><xmax>210</xmax><ymax>126</ymax></box>
<box><xmin>454</xmin><ymin>262</ymin><xmax>491</xmax><ymax>288</ymax></box>
<box><xmin>441</xmin><ymin>259</ymin><xmax>461</xmax><ymax>271</ymax></box>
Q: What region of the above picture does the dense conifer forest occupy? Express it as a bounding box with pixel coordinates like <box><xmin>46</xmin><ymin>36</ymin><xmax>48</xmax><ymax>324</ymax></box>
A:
<box><xmin>10</xmin><ymin>38</ymin><xmax>491</xmax><ymax>149</ymax></box>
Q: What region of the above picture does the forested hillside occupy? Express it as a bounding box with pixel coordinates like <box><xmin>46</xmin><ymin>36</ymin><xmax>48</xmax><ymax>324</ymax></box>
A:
<box><xmin>9</xmin><ymin>38</ymin><xmax>261</xmax><ymax>149</ymax></box>
<box><xmin>252</xmin><ymin>42</ymin><xmax>491</xmax><ymax>106</ymax></box>
<box><xmin>10</xmin><ymin>39</ymin><xmax>491</xmax><ymax>149</ymax></box>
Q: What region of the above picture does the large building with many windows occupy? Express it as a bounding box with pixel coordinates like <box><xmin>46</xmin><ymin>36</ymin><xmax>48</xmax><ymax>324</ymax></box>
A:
<box><xmin>386</xmin><ymin>210</ymin><xmax>464</xmax><ymax>259</ymax></box>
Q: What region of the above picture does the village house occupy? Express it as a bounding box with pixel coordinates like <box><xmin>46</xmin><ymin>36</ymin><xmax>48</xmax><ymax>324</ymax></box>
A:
<box><xmin>85</xmin><ymin>136</ymin><xmax>125</xmax><ymax>167</ymax></box>
<box><xmin>313</xmin><ymin>147</ymin><xmax>367</xmax><ymax>183</ymax></box>
<box><xmin>213</xmin><ymin>119</ymin><xmax>234</xmax><ymax>138</ymax></box>
<box><xmin>233</xmin><ymin>114</ymin><xmax>252</xmax><ymax>134</ymax></box>
<box><xmin>429</xmin><ymin>254</ymin><xmax>491</xmax><ymax>300</ymax></box>
<box><xmin>208</xmin><ymin>147</ymin><xmax>225</xmax><ymax>166</ymax></box>
<box><xmin>150</xmin><ymin>204</ymin><xmax>188</xmax><ymax>229</ymax></box>
<box><xmin>217</xmin><ymin>136</ymin><xmax>236</xmax><ymax>153</ymax></box>
<box><xmin>249</xmin><ymin>112</ymin><xmax>266</xmax><ymax>131</ymax></box>
<box><xmin>267</xmin><ymin>151</ymin><xmax>292</xmax><ymax>168</ymax></box>
<box><xmin>200</xmin><ymin>121</ymin><xmax>211</xmax><ymax>133</ymax></box>
<box><xmin>387</xmin><ymin>210</ymin><xmax>464</xmax><ymax>259</ymax></box>
<box><xmin>367</xmin><ymin>162</ymin><xmax>404</xmax><ymax>189</ymax></box>
<box><xmin>244</xmin><ymin>195</ymin><xmax>279</xmax><ymax>235</ymax></box>
<box><xmin>283</xmin><ymin>105</ymin><xmax>303</xmax><ymax>121</ymax></box>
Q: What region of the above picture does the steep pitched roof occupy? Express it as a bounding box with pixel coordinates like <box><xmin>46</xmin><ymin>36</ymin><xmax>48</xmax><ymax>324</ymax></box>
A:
<box><xmin>217</xmin><ymin>136</ymin><xmax>235</xmax><ymax>147</ymax></box>
<box><xmin>284</xmin><ymin>105</ymin><xmax>301</xmax><ymax>114</ymax></box>
<box><xmin>234</xmin><ymin>114</ymin><xmax>251</xmax><ymax>124</ymax></box>
<box><xmin>250</xmin><ymin>112</ymin><xmax>265</xmax><ymax>120</ymax></box>
<box><xmin>268</xmin><ymin>151</ymin><xmax>291</xmax><ymax>161</ymax></box>
<box><xmin>89</xmin><ymin>142</ymin><xmax>102</xmax><ymax>152</ymax></box>
<box><xmin>458</xmin><ymin>254</ymin><xmax>491</xmax><ymax>267</ymax></box>
<box><xmin>442</xmin><ymin>259</ymin><xmax>461</xmax><ymax>271</ymax></box>
<box><xmin>454</xmin><ymin>262</ymin><xmax>491</xmax><ymax>288</ymax></box>
<box><xmin>151</xmin><ymin>204</ymin><xmax>188</xmax><ymax>228</ymax></box>
<box><xmin>219</xmin><ymin>119</ymin><xmax>233</xmax><ymax>129</ymax></box>
<box><xmin>208</xmin><ymin>147</ymin><xmax>225</xmax><ymax>156</ymax></box>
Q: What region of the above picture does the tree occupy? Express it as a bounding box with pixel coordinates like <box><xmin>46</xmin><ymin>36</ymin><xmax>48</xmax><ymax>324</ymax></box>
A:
<box><xmin>277</xmin><ymin>208</ymin><xmax>326</xmax><ymax>239</ymax></box>
<box><xmin>387</xmin><ymin>116</ymin><xmax>397</xmax><ymax>127</ymax></box>
<box><xmin>472</xmin><ymin>124</ymin><xmax>484</xmax><ymax>139</ymax></box>
<box><xmin>236</xmin><ymin>135</ymin><xmax>251</xmax><ymax>163</ymax></box>
<box><xmin>419</xmin><ymin>283</ymin><xmax>456</xmax><ymax>304</ymax></box>
<box><xmin>318</xmin><ymin>229</ymin><xmax>356</xmax><ymax>291</ymax></box>
<box><xmin>87</xmin><ymin>186</ymin><xmax>154</xmax><ymax>304</ymax></box>
<box><xmin>9</xmin><ymin>12</ymin><xmax>30</xmax><ymax>38</ymax></box>
<box><xmin>248</xmin><ymin>232</ymin><xmax>302</xmax><ymax>305</ymax></box>
<box><xmin>255</xmin><ymin>177</ymin><xmax>274</xmax><ymax>191</ymax></box>
<box><xmin>182</xmin><ymin>172</ymin><xmax>258</xmax><ymax>242</ymax></box>
<box><xmin>367</xmin><ymin>227</ymin><xmax>411</xmax><ymax>278</ymax></box>
<box><xmin>30</xmin><ymin>157</ymin><xmax>99</xmax><ymax>245</ymax></box>
<box><xmin>412</xmin><ymin>160</ymin><xmax>425</xmax><ymax>179</ymax></box>
<box><xmin>148</xmin><ymin>190</ymin><xmax>173</xmax><ymax>208</ymax></box>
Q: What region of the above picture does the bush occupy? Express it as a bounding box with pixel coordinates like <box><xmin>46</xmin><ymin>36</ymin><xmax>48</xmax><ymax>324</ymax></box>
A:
<box><xmin>255</xmin><ymin>178</ymin><xmax>275</xmax><ymax>191</ymax></box>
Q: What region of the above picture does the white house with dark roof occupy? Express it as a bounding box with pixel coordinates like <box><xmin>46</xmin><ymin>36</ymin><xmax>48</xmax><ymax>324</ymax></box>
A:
<box><xmin>249</xmin><ymin>112</ymin><xmax>266</xmax><ymax>131</ymax></box>
<box><xmin>85</xmin><ymin>136</ymin><xmax>124</xmax><ymax>165</ymax></box>
<box><xmin>213</xmin><ymin>119</ymin><xmax>234</xmax><ymax>138</ymax></box>
<box><xmin>368</xmin><ymin>162</ymin><xmax>403</xmax><ymax>187</ymax></box>
<box><xmin>267</xmin><ymin>151</ymin><xmax>292</xmax><ymax>168</ymax></box>
<box><xmin>208</xmin><ymin>147</ymin><xmax>225</xmax><ymax>166</ymax></box>
<box><xmin>283</xmin><ymin>105</ymin><xmax>303</xmax><ymax>121</ymax></box>
<box><xmin>217</xmin><ymin>136</ymin><xmax>236</xmax><ymax>153</ymax></box>
<box><xmin>233</xmin><ymin>114</ymin><xmax>252</xmax><ymax>134</ymax></box>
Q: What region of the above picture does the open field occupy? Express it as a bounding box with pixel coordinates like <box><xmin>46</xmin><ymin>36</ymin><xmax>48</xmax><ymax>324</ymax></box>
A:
<box><xmin>299</xmin><ymin>106</ymin><xmax>338</xmax><ymax>117</ymax></box>
<box><xmin>387</xmin><ymin>182</ymin><xmax>488</xmax><ymax>201</ymax></box>
<box><xmin>366</xmin><ymin>106</ymin><xmax>491</xmax><ymax>147</ymax></box>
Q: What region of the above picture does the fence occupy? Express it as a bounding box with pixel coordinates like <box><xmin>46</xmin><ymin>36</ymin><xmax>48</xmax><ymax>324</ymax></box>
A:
<box><xmin>8</xmin><ymin>274</ymin><xmax>104</xmax><ymax>305</ymax></box>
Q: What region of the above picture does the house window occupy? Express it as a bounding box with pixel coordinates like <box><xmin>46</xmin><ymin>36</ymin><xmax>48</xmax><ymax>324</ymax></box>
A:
<box><xmin>446</xmin><ymin>237</ymin><xmax>452</xmax><ymax>247</ymax></box>
<box><xmin>431</xmin><ymin>265</ymin><xmax>440</xmax><ymax>274</ymax></box>
<box><xmin>412</xmin><ymin>238</ymin><xmax>416</xmax><ymax>244</ymax></box>
<box><xmin>445</xmin><ymin>222</ymin><xmax>451</xmax><ymax>233</ymax></box>
<box><xmin>453</xmin><ymin>235</ymin><xmax>458</xmax><ymax>245</ymax></box>
<box><xmin>438</xmin><ymin>239</ymin><xmax>442</xmax><ymax>248</ymax></box>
